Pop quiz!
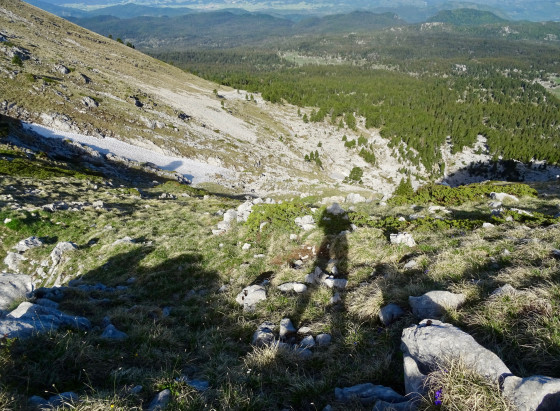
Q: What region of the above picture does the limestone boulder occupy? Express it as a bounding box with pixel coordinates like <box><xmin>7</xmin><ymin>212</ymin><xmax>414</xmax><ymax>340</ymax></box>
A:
<box><xmin>0</xmin><ymin>273</ymin><xmax>32</xmax><ymax>310</ymax></box>
<box><xmin>502</xmin><ymin>375</ymin><xmax>560</xmax><ymax>411</ymax></box>
<box><xmin>236</xmin><ymin>285</ymin><xmax>267</xmax><ymax>311</ymax></box>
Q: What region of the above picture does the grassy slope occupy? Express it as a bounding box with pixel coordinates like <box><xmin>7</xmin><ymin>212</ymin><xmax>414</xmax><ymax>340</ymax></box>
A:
<box><xmin>1</xmin><ymin>136</ymin><xmax>560</xmax><ymax>409</ymax></box>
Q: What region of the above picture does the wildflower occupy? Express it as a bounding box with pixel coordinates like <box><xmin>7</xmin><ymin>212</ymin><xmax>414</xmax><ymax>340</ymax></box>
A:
<box><xmin>434</xmin><ymin>389</ymin><xmax>443</xmax><ymax>406</ymax></box>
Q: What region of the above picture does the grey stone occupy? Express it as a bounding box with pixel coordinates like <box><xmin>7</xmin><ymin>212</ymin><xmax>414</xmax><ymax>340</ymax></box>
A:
<box><xmin>101</xmin><ymin>324</ymin><xmax>128</xmax><ymax>340</ymax></box>
<box><xmin>0</xmin><ymin>273</ymin><xmax>32</xmax><ymax>310</ymax></box>
<box><xmin>113</xmin><ymin>237</ymin><xmax>135</xmax><ymax>245</ymax></box>
<box><xmin>187</xmin><ymin>379</ymin><xmax>209</xmax><ymax>392</ymax></box>
<box><xmin>305</xmin><ymin>267</ymin><xmax>323</xmax><ymax>284</ymax></box>
<box><xmin>401</xmin><ymin>319</ymin><xmax>511</xmax><ymax>384</ymax></box>
<box><xmin>236</xmin><ymin>285</ymin><xmax>267</xmax><ymax>311</ymax></box>
<box><xmin>81</xmin><ymin>96</ymin><xmax>98</xmax><ymax>108</ymax></box>
<box><xmin>330</xmin><ymin>292</ymin><xmax>342</xmax><ymax>305</ymax></box>
<box><xmin>236</xmin><ymin>201</ymin><xmax>254</xmax><ymax>222</ymax></box>
<box><xmin>14</xmin><ymin>236</ymin><xmax>43</xmax><ymax>252</ymax></box>
<box><xmin>408</xmin><ymin>291</ymin><xmax>466</xmax><ymax>319</ymax></box>
<box><xmin>403</xmin><ymin>260</ymin><xmax>418</xmax><ymax>270</ymax></box>
<box><xmin>551</xmin><ymin>249</ymin><xmax>560</xmax><ymax>259</ymax></box>
<box><xmin>490</xmin><ymin>192</ymin><xmax>519</xmax><ymax>202</ymax></box>
<box><xmin>290</xmin><ymin>234</ymin><xmax>298</xmax><ymax>240</ymax></box>
<box><xmin>278</xmin><ymin>282</ymin><xmax>307</xmax><ymax>293</ymax></box>
<box><xmin>252</xmin><ymin>321</ymin><xmax>275</xmax><ymax>346</ymax></box>
<box><xmin>147</xmin><ymin>389</ymin><xmax>172</xmax><ymax>411</ymax></box>
<box><xmin>53</xmin><ymin>64</ymin><xmax>70</xmax><ymax>75</ymax></box>
<box><xmin>379</xmin><ymin>304</ymin><xmax>405</xmax><ymax>326</ymax></box>
<box><xmin>130</xmin><ymin>385</ymin><xmax>143</xmax><ymax>394</ymax></box>
<box><xmin>298</xmin><ymin>327</ymin><xmax>312</xmax><ymax>335</ymax></box>
<box><xmin>300</xmin><ymin>335</ymin><xmax>315</xmax><ymax>348</ymax></box>
<box><xmin>295</xmin><ymin>347</ymin><xmax>313</xmax><ymax>359</ymax></box>
<box><xmin>323</xmin><ymin>277</ymin><xmax>347</xmax><ymax>289</ymax></box>
<box><xmin>48</xmin><ymin>391</ymin><xmax>79</xmax><ymax>408</ymax></box>
<box><xmin>390</xmin><ymin>233</ymin><xmax>416</xmax><ymax>247</ymax></box>
<box><xmin>50</xmin><ymin>242</ymin><xmax>77</xmax><ymax>266</ymax></box>
<box><xmin>4</xmin><ymin>252</ymin><xmax>26</xmax><ymax>271</ymax></box>
<box><xmin>28</xmin><ymin>395</ymin><xmax>49</xmax><ymax>409</ymax></box>
<box><xmin>502</xmin><ymin>375</ymin><xmax>560</xmax><ymax>411</ymax></box>
<box><xmin>335</xmin><ymin>383</ymin><xmax>405</xmax><ymax>405</ymax></box>
<box><xmin>242</xmin><ymin>243</ymin><xmax>251</xmax><ymax>251</ymax></box>
<box><xmin>482</xmin><ymin>222</ymin><xmax>495</xmax><ymax>228</ymax></box>
<box><xmin>279</xmin><ymin>318</ymin><xmax>297</xmax><ymax>339</ymax></box>
<box><xmin>491</xmin><ymin>284</ymin><xmax>517</xmax><ymax>298</ymax></box>
<box><xmin>295</xmin><ymin>215</ymin><xmax>315</xmax><ymax>231</ymax></box>
<box><xmin>326</xmin><ymin>202</ymin><xmax>346</xmax><ymax>215</ymax></box>
<box><xmin>489</xmin><ymin>201</ymin><xmax>503</xmax><ymax>208</ymax></box>
<box><xmin>403</xmin><ymin>353</ymin><xmax>427</xmax><ymax>398</ymax></box>
<box><xmin>35</xmin><ymin>298</ymin><xmax>59</xmax><ymax>309</ymax></box>
<box><xmin>373</xmin><ymin>399</ymin><xmax>418</xmax><ymax>411</ymax></box>
<box><xmin>346</xmin><ymin>193</ymin><xmax>367</xmax><ymax>204</ymax></box>
<box><xmin>316</xmin><ymin>333</ymin><xmax>332</xmax><ymax>346</ymax></box>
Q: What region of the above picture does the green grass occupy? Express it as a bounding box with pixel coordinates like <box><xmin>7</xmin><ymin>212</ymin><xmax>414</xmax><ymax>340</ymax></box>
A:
<box><xmin>1</xmin><ymin>153</ymin><xmax>560</xmax><ymax>410</ymax></box>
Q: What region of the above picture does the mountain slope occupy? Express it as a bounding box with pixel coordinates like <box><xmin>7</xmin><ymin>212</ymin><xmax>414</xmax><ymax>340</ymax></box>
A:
<box><xmin>2</xmin><ymin>0</ymin><xmax>393</xmax><ymax>197</ymax></box>
<box><xmin>427</xmin><ymin>8</ymin><xmax>507</xmax><ymax>25</ymax></box>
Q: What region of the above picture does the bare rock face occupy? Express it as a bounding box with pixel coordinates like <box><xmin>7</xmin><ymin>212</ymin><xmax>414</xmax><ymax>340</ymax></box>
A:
<box><xmin>401</xmin><ymin>319</ymin><xmax>511</xmax><ymax>385</ymax></box>
<box><xmin>408</xmin><ymin>290</ymin><xmax>466</xmax><ymax>319</ymax></box>
<box><xmin>14</xmin><ymin>236</ymin><xmax>43</xmax><ymax>252</ymax></box>
<box><xmin>0</xmin><ymin>273</ymin><xmax>33</xmax><ymax>310</ymax></box>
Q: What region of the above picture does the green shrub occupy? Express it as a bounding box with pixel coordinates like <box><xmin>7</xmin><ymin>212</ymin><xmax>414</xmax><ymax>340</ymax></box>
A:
<box><xmin>245</xmin><ymin>201</ymin><xmax>311</xmax><ymax>234</ymax></box>
<box><xmin>11</xmin><ymin>55</ymin><xmax>23</xmax><ymax>67</ymax></box>
<box><xmin>345</xmin><ymin>166</ymin><xmax>363</xmax><ymax>183</ymax></box>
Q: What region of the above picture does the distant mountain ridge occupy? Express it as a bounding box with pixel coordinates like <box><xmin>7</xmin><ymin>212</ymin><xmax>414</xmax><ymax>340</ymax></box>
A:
<box><xmin>427</xmin><ymin>8</ymin><xmax>507</xmax><ymax>25</ymax></box>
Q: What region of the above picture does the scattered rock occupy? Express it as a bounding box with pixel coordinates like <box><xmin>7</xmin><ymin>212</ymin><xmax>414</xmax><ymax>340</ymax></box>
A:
<box><xmin>279</xmin><ymin>318</ymin><xmax>297</xmax><ymax>340</ymax></box>
<box><xmin>298</xmin><ymin>326</ymin><xmax>312</xmax><ymax>335</ymax></box>
<box><xmin>147</xmin><ymin>389</ymin><xmax>171</xmax><ymax>411</ymax></box>
<box><xmin>300</xmin><ymin>335</ymin><xmax>315</xmax><ymax>348</ymax></box>
<box><xmin>482</xmin><ymin>222</ymin><xmax>495</xmax><ymax>228</ymax></box>
<box><xmin>490</xmin><ymin>192</ymin><xmax>519</xmax><ymax>202</ymax></box>
<box><xmin>323</xmin><ymin>277</ymin><xmax>347</xmax><ymax>289</ymax></box>
<box><xmin>379</xmin><ymin>303</ymin><xmax>405</xmax><ymax>326</ymax></box>
<box><xmin>290</xmin><ymin>234</ymin><xmax>298</xmax><ymax>241</ymax></box>
<box><xmin>329</xmin><ymin>292</ymin><xmax>342</xmax><ymax>305</ymax></box>
<box><xmin>14</xmin><ymin>236</ymin><xmax>43</xmax><ymax>252</ymax></box>
<box><xmin>502</xmin><ymin>375</ymin><xmax>560</xmax><ymax>411</ymax></box>
<box><xmin>242</xmin><ymin>243</ymin><xmax>251</xmax><ymax>251</ymax></box>
<box><xmin>277</xmin><ymin>282</ymin><xmax>307</xmax><ymax>293</ymax></box>
<box><xmin>316</xmin><ymin>333</ymin><xmax>332</xmax><ymax>346</ymax></box>
<box><xmin>552</xmin><ymin>249</ymin><xmax>560</xmax><ymax>259</ymax></box>
<box><xmin>48</xmin><ymin>391</ymin><xmax>79</xmax><ymax>408</ymax></box>
<box><xmin>236</xmin><ymin>285</ymin><xmax>267</xmax><ymax>311</ymax></box>
<box><xmin>403</xmin><ymin>259</ymin><xmax>417</xmax><ymax>270</ymax></box>
<box><xmin>335</xmin><ymin>383</ymin><xmax>405</xmax><ymax>405</ymax></box>
<box><xmin>81</xmin><ymin>96</ymin><xmax>98</xmax><ymax>108</ymax></box>
<box><xmin>53</xmin><ymin>64</ymin><xmax>69</xmax><ymax>75</ymax></box>
<box><xmin>295</xmin><ymin>215</ymin><xmax>315</xmax><ymax>231</ymax></box>
<box><xmin>390</xmin><ymin>233</ymin><xmax>416</xmax><ymax>247</ymax></box>
<box><xmin>3</xmin><ymin>252</ymin><xmax>26</xmax><ymax>271</ymax></box>
<box><xmin>0</xmin><ymin>302</ymin><xmax>90</xmax><ymax>338</ymax></box>
<box><xmin>101</xmin><ymin>324</ymin><xmax>128</xmax><ymax>340</ymax></box>
<box><xmin>346</xmin><ymin>193</ymin><xmax>367</xmax><ymax>204</ymax></box>
<box><xmin>326</xmin><ymin>202</ymin><xmax>346</xmax><ymax>215</ymax></box>
<box><xmin>186</xmin><ymin>379</ymin><xmax>210</xmax><ymax>392</ymax></box>
<box><xmin>409</xmin><ymin>291</ymin><xmax>466</xmax><ymax>319</ymax></box>
<box><xmin>491</xmin><ymin>284</ymin><xmax>517</xmax><ymax>298</ymax></box>
<box><xmin>50</xmin><ymin>242</ymin><xmax>77</xmax><ymax>266</ymax></box>
<box><xmin>113</xmin><ymin>237</ymin><xmax>135</xmax><ymax>245</ymax></box>
<box><xmin>252</xmin><ymin>321</ymin><xmax>275</xmax><ymax>346</ymax></box>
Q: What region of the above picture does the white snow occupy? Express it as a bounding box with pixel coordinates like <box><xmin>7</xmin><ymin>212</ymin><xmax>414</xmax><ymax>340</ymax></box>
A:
<box><xmin>23</xmin><ymin>123</ymin><xmax>234</xmax><ymax>185</ymax></box>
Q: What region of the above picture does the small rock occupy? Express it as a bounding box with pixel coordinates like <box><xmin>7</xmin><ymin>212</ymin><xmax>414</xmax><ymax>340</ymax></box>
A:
<box><xmin>551</xmin><ymin>249</ymin><xmax>560</xmax><ymax>259</ymax></box>
<box><xmin>482</xmin><ymin>222</ymin><xmax>495</xmax><ymax>228</ymax></box>
<box><xmin>130</xmin><ymin>385</ymin><xmax>143</xmax><ymax>394</ymax></box>
<box><xmin>290</xmin><ymin>234</ymin><xmax>298</xmax><ymax>240</ymax></box>
<box><xmin>326</xmin><ymin>202</ymin><xmax>346</xmax><ymax>215</ymax></box>
<box><xmin>330</xmin><ymin>292</ymin><xmax>342</xmax><ymax>305</ymax></box>
<box><xmin>147</xmin><ymin>389</ymin><xmax>171</xmax><ymax>411</ymax></box>
<box><xmin>101</xmin><ymin>324</ymin><xmax>128</xmax><ymax>340</ymax></box>
<box><xmin>316</xmin><ymin>333</ymin><xmax>332</xmax><ymax>346</ymax></box>
<box><xmin>277</xmin><ymin>282</ymin><xmax>307</xmax><ymax>293</ymax></box>
<box><xmin>408</xmin><ymin>291</ymin><xmax>466</xmax><ymax>319</ymax></box>
<box><xmin>81</xmin><ymin>96</ymin><xmax>98</xmax><ymax>108</ymax></box>
<box><xmin>323</xmin><ymin>277</ymin><xmax>347</xmax><ymax>289</ymax></box>
<box><xmin>390</xmin><ymin>233</ymin><xmax>416</xmax><ymax>247</ymax></box>
<box><xmin>236</xmin><ymin>285</ymin><xmax>267</xmax><ymax>311</ymax></box>
<box><xmin>403</xmin><ymin>260</ymin><xmax>417</xmax><ymax>270</ymax></box>
<box><xmin>14</xmin><ymin>236</ymin><xmax>43</xmax><ymax>253</ymax></box>
<box><xmin>113</xmin><ymin>237</ymin><xmax>135</xmax><ymax>245</ymax></box>
<box><xmin>48</xmin><ymin>391</ymin><xmax>79</xmax><ymax>407</ymax></box>
<box><xmin>4</xmin><ymin>218</ymin><xmax>12</xmax><ymax>224</ymax></box>
<box><xmin>295</xmin><ymin>215</ymin><xmax>315</xmax><ymax>231</ymax></box>
<box><xmin>300</xmin><ymin>335</ymin><xmax>315</xmax><ymax>348</ymax></box>
<box><xmin>298</xmin><ymin>326</ymin><xmax>312</xmax><ymax>335</ymax></box>
<box><xmin>53</xmin><ymin>64</ymin><xmax>69</xmax><ymax>75</ymax></box>
<box><xmin>242</xmin><ymin>243</ymin><xmax>251</xmax><ymax>251</ymax></box>
<box><xmin>279</xmin><ymin>318</ymin><xmax>297</xmax><ymax>339</ymax></box>
<box><xmin>335</xmin><ymin>383</ymin><xmax>405</xmax><ymax>405</ymax></box>
<box><xmin>92</xmin><ymin>200</ymin><xmax>104</xmax><ymax>208</ymax></box>
<box><xmin>379</xmin><ymin>303</ymin><xmax>405</xmax><ymax>326</ymax></box>
<box><xmin>28</xmin><ymin>395</ymin><xmax>49</xmax><ymax>409</ymax></box>
<box><xmin>3</xmin><ymin>252</ymin><xmax>26</xmax><ymax>271</ymax></box>
<box><xmin>490</xmin><ymin>192</ymin><xmax>519</xmax><ymax>202</ymax></box>
<box><xmin>50</xmin><ymin>242</ymin><xmax>77</xmax><ymax>266</ymax></box>
<box><xmin>346</xmin><ymin>193</ymin><xmax>367</xmax><ymax>204</ymax></box>
<box><xmin>252</xmin><ymin>321</ymin><xmax>275</xmax><ymax>346</ymax></box>
<box><xmin>491</xmin><ymin>284</ymin><xmax>517</xmax><ymax>298</ymax></box>
<box><xmin>186</xmin><ymin>379</ymin><xmax>209</xmax><ymax>392</ymax></box>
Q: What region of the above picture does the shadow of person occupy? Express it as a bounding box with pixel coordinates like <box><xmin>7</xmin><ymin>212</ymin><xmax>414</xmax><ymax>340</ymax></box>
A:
<box><xmin>288</xmin><ymin>203</ymin><xmax>352</xmax><ymax>344</ymax></box>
